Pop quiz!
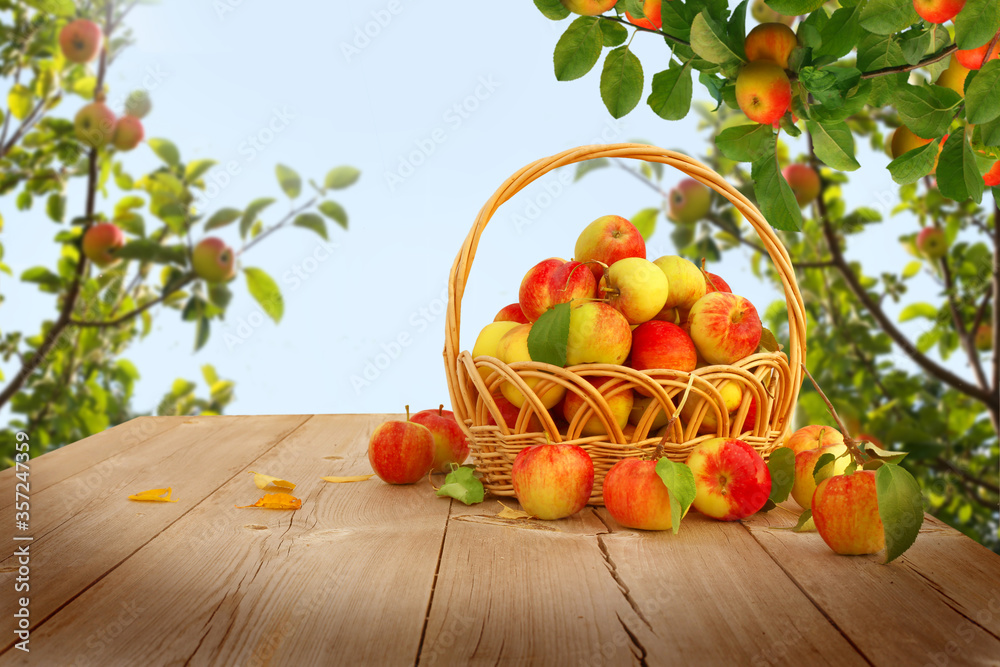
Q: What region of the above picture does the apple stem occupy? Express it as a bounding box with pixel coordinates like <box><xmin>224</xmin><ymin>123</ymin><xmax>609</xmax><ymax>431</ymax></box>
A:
<box><xmin>427</xmin><ymin>469</ymin><xmax>440</xmax><ymax>491</ymax></box>
<box><xmin>438</xmin><ymin>404</ymin><xmax>444</xmax><ymax>416</ymax></box>
<box><xmin>699</xmin><ymin>258</ymin><xmax>716</xmax><ymax>293</ymax></box>
<box><xmin>799</xmin><ymin>363</ymin><xmax>867</xmax><ymax>467</ymax></box>
<box><xmin>405</xmin><ymin>405</ymin><xmax>410</xmax><ymax>421</ymax></box>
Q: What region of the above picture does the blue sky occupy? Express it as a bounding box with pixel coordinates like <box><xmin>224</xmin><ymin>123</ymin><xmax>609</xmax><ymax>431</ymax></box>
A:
<box><xmin>3</xmin><ymin>0</ymin><xmax>984</xmax><ymax>419</ymax></box>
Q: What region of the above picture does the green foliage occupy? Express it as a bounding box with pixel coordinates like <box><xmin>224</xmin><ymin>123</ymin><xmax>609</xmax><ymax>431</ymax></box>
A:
<box><xmin>0</xmin><ymin>2</ymin><xmax>358</xmax><ymax>465</ymax></box>
<box><xmin>654</xmin><ymin>458</ymin><xmax>697</xmax><ymax>534</ymax></box>
<box><xmin>527</xmin><ymin>302</ymin><xmax>571</xmax><ymax>367</ymax></box>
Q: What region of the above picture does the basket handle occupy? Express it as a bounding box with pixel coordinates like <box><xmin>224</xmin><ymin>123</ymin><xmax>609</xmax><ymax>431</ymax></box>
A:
<box><xmin>444</xmin><ymin>143</ymin><xmax>807</xmax><ymax>429</ymax></box>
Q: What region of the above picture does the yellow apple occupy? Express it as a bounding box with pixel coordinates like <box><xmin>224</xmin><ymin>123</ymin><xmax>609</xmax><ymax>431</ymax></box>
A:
<box><xmin>472</xmin><ymin>321</ymin><xmax>520</xmax><ymax>383</ymax></box>
<box><xmin>496</xmin><ymin>324</ymin><xmax>566</xmax><ymax>409</ymax></box>
<box><xmin>599</xmin><ymin>257</ymin><xmax>669</xmax><ymax>325</ymax></box>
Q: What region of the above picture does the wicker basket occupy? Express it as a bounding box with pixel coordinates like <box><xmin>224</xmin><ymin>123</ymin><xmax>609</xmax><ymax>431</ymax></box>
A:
<box><xmin>444</xmin><ymin>143</ymin><xmax>806</xmax><ymax>505</ymax></box>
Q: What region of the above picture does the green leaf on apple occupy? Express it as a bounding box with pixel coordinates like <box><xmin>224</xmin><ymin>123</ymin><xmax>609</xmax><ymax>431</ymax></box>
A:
<box><xmin>185</xmin><ymin>159</ymin><xmax>217</xmax><ymax>184</ymax></box>
<box><xmin>275</xmin><ymin>163</ymin><xmax>302</xmax><ymax>199</ymax></box>
<box><xmin>533</xmin><ymin>0</ymin><xmax>570</xmax><ymax>21</ymax></box>
<box><xmin>527</xmin><ymin>302</ymin><xmax>571</xmax><ymax>367</ymax></box>
<box><xmin>554</xmin><ymin>17</ymin><xmax>604</xmax><ymax>82</ymax></box>
<box><xmin>937</xmin><ymin>130</ymin><xmax>984</xmax><ymax>205</ymax></box>
<box><xmin>436</xmin><ymin>464</ymin><xmax>484</xmax><ymax>505</ymax></box>
<box><xmin>813</xmin><ymin>452</ymin><xmax>836</xmax><ymax>481</ymax></box>
<box><xmin>894</xmin><ymin>85</ymin><xmax>962</xmax><ymax>140</ymax></box>
<box><xmin>239</xmin><ymin>197</ymin><xmax>276</xmax><ymax>239</ymax></box>
<box><xmin>807</xmin><ymin>120</ymin><xmax>860</xmax><ymax>172</ymax></box>
<box><xmin>600</xmin><ymin>46</ymin><xmax>644</xmax><ymax>119</ymax></box>
<box><xmin>631</xmin><ymin>207</ymin><xmax>658</xmax><ymax>241</ymax></box>
<box><xmin>244</xmin><ymin>267</ymin><xmax>284</xmax><ymax>323</ymax></box>
<box><xmin>600</xmin><ymin>19</ymin><xmax>628</xmax><ymax>48</ymax></box>
<box><xmin>792</xmin><ymin>509</ymin><xmax>816</xmax><ymax>532</ymax></box>
<box><xmin>654</xmin><ymin>458</ymin><xmax>696</xmax><ymax>534</ymax></box>
<box><xmin>690</xmin><ymin>12</ymin><xmax>742</xmax><ymax>65</ymax></box>
<box><xmin>953</xmin><ymin>0</ymin><xmax>1000</xmax><ymax>51</ymax></box>
<box><xmin>764</xmin><ymin>0</ymin><xmax>826</xmax><ymax>14</ymax></box>
<box><xmin>715</xmin><ymin>123</ymin><xmax>773</xmax><ymax>162</ymax></box>
<box><xmin>204</xmin><ymin>207</ymin><xmax>242</xmax><ymax>231</ymax></box>
<box><xmin>860</xmin><ymin>441</ymin><xmax>908</xmax><ymax>464</ymax></box>
<box><xmin>875</xmin><ymin>463</ymin><xmax>924</xmax><ymax>563</ymax></box>
<box><xmin>858</xmin><ymin>0</ymin><xmax>920</xmax><ymax>36</ymax></box>
<box><xmin>622</xmin><ymin>0</ymin><xmax>646</xmax><ymax>19</ymax></box>
<box><xmin>767</xmin><ymin>446</ymin><xmax>795</xmax><ymax>505</ymax></box>
<box><xmin>757</xmin><ymin>328</ymin><xmax>782</xmax><ymax>354</ymax></box>
<box><xmin>750</xmin><ymin>141</ymin><xmax>803</xmax><ymax>232</ymax></box>
<box><xmin>965</xmin><ymin>60</ymin><xmax>1000</xmax><ymax>126</ymax></box>
<box><xmin>886</xmin><ymin>140</ymin><xmax>940</xmax><ymax>185</ymax></box>
<box><xmin>647</xmin><ymin>62</ymin><xmax>693</xmax><ymax>121</ymax></box>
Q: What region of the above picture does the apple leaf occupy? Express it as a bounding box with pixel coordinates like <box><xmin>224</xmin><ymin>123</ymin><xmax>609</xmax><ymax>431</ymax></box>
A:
<box><xmin>184</xmin><ymin>159</ymin><xmax>217</xmax><ymax>183</ymax></box>
<box><xmin>436</xmin><ymin>464</ymin><xmax>484</xmax><ymax>505</ymax></box>
<box><xmin>554</xmin><ymin>17</ymin><xmax>604</xmax><ymax>82</ymax></box>
<box><xmin>965</xmin><ymin>60</ymin><xmax>1000</xmax><ymax>125</ymax></box>
<box><xmin>861</xmin><ymin>441</ymin><xmax>908</xmax><ymax>464</ymax></box>
<box><xmin>875</xmin><ymin>463</ymin><xmax>924</xmax><ymax>563</ymax></box>
<box><xmin>937</xmin><ymin>130</ymin><xmax>984</xmax><ymax>204</ymax></box>
<box><xmin>600</xmin><ymin>46</ymin><xmax>644</xmax><ymax>119</ymax></box>
<box><xmin>886</xmin><ymin>140</ymin><xmax>940</xmax><ymax>185</ymax></box>
<box><xmin>690</xmin><ymin>12</ymin><xmax>742</xmax><ymax>65</ymax></box>
<box><xmin>715</xmin><ymin>124</ymin><xmax>773</xmax><ymax>162</ymax></box>
<box><xmin>239</xmin><ymin>197</ymin><xmax>276</xmax><ymax>238</ymax></box>
<box><xmin>979</xmin><ymin>117</ymin><xmax>1000</xmax><ymax>148</ymax></box>
<box><xmin>812</xmin><ymin>452</ymin><xmax>836</xmax><ymax>481</ymax></box>
<box><xmin>147</xmin><ymin>138</ymin><xmax>180</xmax><ymax>167</ymax></box>
<box><xmin>654</xmin><ymin>458</ymin><xmax>696</xmax><ymax>534</ymax></box>
<box><xmin>647</xmin><ymin>62</ymin><xmax>693</xmax><ymax>121</ymax></box>
<box><xmin>894</xmin><ymin>85</ymin><xmax>962</xmax><ymax>140</ymax></box>
<box><xmin>751</xmin><ymin>141</ymin><xmax>803</xmax><ymax>232</ymax></box>
<box><xmin>757</xmin><ymin>327</ymin><xmax>782</xmax><ymax>353</ymax></box>
<box><xmin>631</xmin><ymin>207</ymin><xmax>658</xmax><ymax>241</ymax></box>
<box><xmin>807</xmin><ymin>120</ymin><xmax>861</xmax><ymax>172</ymax></box>
<box><xmin>293</xmin><ymin>213</ymin><xmax>328</xmax><ymax>240</ymax></box>
<box><xmin>324</xmin><ymin>166</ymin><xmax>360</xmax><ymax>190</ymax></box>
<box><xmin>275</xmin><ymin>164</ymin><xmax>302</xmax><ymax>199</ymax></box>
<box><xmin>318</xmin><ymin>200</ymin><xmax>348</xmax><ymax>229</ymax></box>
<box><xmin>858</xmin><ymin>0</ymin><xmax>920</xmax><ymax>36</ymax></box>
<box><xmin>767</xmin><ymin>447</ymin><xmax>795</xmax><ymax>505</ymax></box>
<box><xmin>622</xmin><ymin>0</ymin><xmax>645</xmax><ymax>19</ymax></box>
<box><xmin>204</xmin><ymin>207</ymin><xmax>242</xmax><ymax>231</ymax></box>
<box><xmin>575</xmin><ymin>158</ymin><xmax>609</xmax><ymax>181</ymax></box>
<box><xmin>764</xmin><ymin>0</ymin><xmax>826</xmax><ymax>14</ymax></box>
<box><xmin>527</xmin><ymin>302</ymin><xmax>571</xmax><ymax>367</ymax></box>
<box><xmin>954</xmin><ymin>0</ymin><xmax>1000</xmax><ymax>50</ymax></box>
<box><xmin>533</xmin><ymin>0</ymin><xmax>570</xmax><ymax>21</ymax></box>
<box><xmin>600</xmin><ymin>19</ymin><xmax>628</xmax><ymax>47</ymax></box>
<box><xmin>793</xmin><ymin>509</ymin><xmax>816</xmax><ymax>532</ymax></box>
<box><xmin>244</xmin><ymin>267</ymin><xmax>284</xmax><ymax>323</ymax></box>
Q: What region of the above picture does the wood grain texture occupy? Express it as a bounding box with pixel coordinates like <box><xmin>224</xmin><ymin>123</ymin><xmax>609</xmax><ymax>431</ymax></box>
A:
<box><xmin>594</xmin><ymin>509</ymin><xmax>869</xmax><ymax>666</ymax></box>
<box><xmin>3</xmin><ymin>415</ymin><xmax>451</xmax><ymax>667</ymax></box>
<box><xmin>0</xmin><ymin>414</ymin><xmax>310</xmax><ymax>656</ymax></box>
<box><xmin>0</xmin><ymin>416</ymin><xmax>180</xmax><ymax>512</ymax></box>
<box><xmin>743</xmin><ymin>505</ymin><xmax>1000</xmax><ymax>665</ymax></box>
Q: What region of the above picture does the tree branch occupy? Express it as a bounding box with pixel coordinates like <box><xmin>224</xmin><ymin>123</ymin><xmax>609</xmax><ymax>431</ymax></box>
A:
<box><xmin>0</xmin><ymin>96</ymin><xmax>49</xmax><ymax>159</ymax></box>
<box><xmin>597</xmin><ymin>14</ymin><xmax>690</xmax><ymax>48</ymax></box>
<box><xmin>860</xmin><ymin>44</ymin><xmax>957</xmax><ymax>79</ymax></box>
<box><xmin>239</xmin><ymin>194</ymin><xmax>320</xmax><ymax>255</ymax></box>
<box><xmin>808</xmin><ymin>135</ymin><xmax>994</xmax><ymax>408</ymax></box>
<box><xmin>934</xmin><ymin>456</ymin><xmax>1000</xmax><ymax>496</ymax></box>
<box><xmin>992</xmin><ymin>200</ymin><xmax>999</xmax><ymax>395</ymax></box>
<box><xmin>940</xmin><ymin>253</ymin><xmax>990</xmax><ymax>391</ymax></box>
<box><xmin>69</xmin><ymin>275</ymin><xmax>194</xmax><ymax>328</ymax></box>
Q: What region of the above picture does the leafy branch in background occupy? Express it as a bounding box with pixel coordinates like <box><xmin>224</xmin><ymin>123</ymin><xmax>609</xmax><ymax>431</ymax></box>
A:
<box><xmin>0</xmin><ymin>0</ymin><xmax>358</xmax><ymax>462</ymax></box>
<box><xmin>539</xmin><ymin>0</ymin><xmax>998</xmax><ymax>549</ymax></box>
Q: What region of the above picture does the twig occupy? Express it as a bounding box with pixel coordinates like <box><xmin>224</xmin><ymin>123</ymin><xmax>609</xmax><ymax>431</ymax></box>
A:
<box><xmin>940</xmin><ymin>253</ymin><xmax>990</xmax><ymax>391</ymax></box>
<box><xmin>934</xmin><ymin>457</ymin><xmax>1000</xmax><ymax>496</ymax></box>
<box><xmin>239</xmin><ymin>194</ymin><xmax>320</xmax><ymax>255</ymax></box>
<box><xmin>69</xmin><ymin>275</ymin><xmax>195</xmax><ymax>327</ymax></box>
<box><xmin>800</xmin><ymin>363</ymin><xmax>867</xmax><ymax>467</ymax></box>
<box><xmin>597</xmin><ymin>14</ymin><xmax>689</xmax><ymax>48</ymax></box>
<box><xmin>860</xmin><ymin>44</ymin><xmax>958</xmax><ymax>79</ymax></box>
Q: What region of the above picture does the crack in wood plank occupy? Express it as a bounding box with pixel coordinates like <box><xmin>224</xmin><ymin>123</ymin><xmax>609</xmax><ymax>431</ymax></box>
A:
<box><xmin>414</xmin><ymin>499</ymin><xmax>452</xmax><ymax>666</ymax></box>
<box><xmin>616</xmin><ymin>611</ymin><xmax>648</xmax><ymax>667</ymax></box>
<box><xmin>903</xmin><ymin>562</ymin><xmax>1000</xmax><ymax>642</ymax></box>
<box><xmin>449</xmin><ymin>514</ymin><xmax>560</xmax><ymax>531</ymax></box>
<box><xmin>597</xmin><ymin>534</ymin><xmax>653</xmax><ymax>633</ymax></box>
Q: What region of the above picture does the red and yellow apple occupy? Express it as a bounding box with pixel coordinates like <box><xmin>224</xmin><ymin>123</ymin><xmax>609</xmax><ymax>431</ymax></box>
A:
<box><xmin>936</xmin><ymin>57</ymin><xmax>970</xmax><ymax>97</ymax></box>
<box><xmin>574</xmin><ymin>215</ymin><xmax>646</xmax><ymax>280</ymax></box>
<box><xmin>974</xmin><ymin>324</ymin><xmax>993</xmax><ymax>351</ymax></box>
<box><xmin>812</xmin><ymin>471</ymin><xmax>885</xmax><ymax>555</ymax></box>
<box><xmin>192</xmin><ymin>237</ymin><xmax>236</xmax><ymax>283</ymax></box>
<box><xmin>82</xmin><ymin>222</ymin><xmax>125</xmax><ymax>267</ymax></box>
<box><xmin>74</xmin><ymin>102</ymin><xmax>116</xmax><ymax>148</ymax></box>
<box><xmin>916</xmin><ymin>226</ymin><xmax>947</xmax><ymax>259</ymax></box>
<box><xmin>890</xmin><ymin>126</ymin><xmax>933</xmax><ymax>159</ymax></box>
<box><xmin>688</xmin><ymin>292</ymin><xmax>763</xmax><ymax>365</ymax></box>
<box><xmin>59</xmin><ymin>18</ymin><xmax>102</xmax><ymax>64</ymax></box>
<box><xmin>519</xmin><ymin>258</ymin><xmax>597</xmax><ymax>322</ymax></box>
<box><xmin>913</xmin><ymin>0</ymin><xmax>965</xmax><ymax>24</ymax></box>
<box><xmin>494</xmin><ymin>303</ymin><xmax>529</xmax><ymax>324</ymax></box>
<box><xmin>629</xmin><ymin>395</ymin><xmax>670</xmax><ymax>430</ymax></box>
<box><xmin>791</xmin><ymin>443</ymin><xmax>850</xmax><ymax>509</ymax></box>
<box><xmin>411</xmin><ymin>406</ymin><xmax>469</xmax><ymax>473</ymax></box>
<box><xmin>368</xmin><ymin>411</ymin><xmax>435</xmax><ymax>484</ymax></box>
<box><xmin>600</xmin><ymin>257</ymin><xmax>669</xmax><ymax>324</ymax></box>
<box><xmin>705</xmin><ymin>271</ymin><xmax>732</xmax><ymax>293</ymax></box>
<box><xmin>735</xmin><ymin>61</ymin><xmax>792</xmax><ymax>125</ymax></box>
<box><xmin>668</xmin><ymin>179</ymin><xmax>712</xmax><ymax>224</ymax></box>
<box><xmin>784</xmin><ymin>424</ymin><xmax>844</xmax><ymax>455</ymax></box>
<box><xmin>630</xmin><ymin>321</ymin><xmax>698</xmax><ymax>372</ymax></box>
<box><xmin>956</xmin><ymin>36</ymin><xmax>1000</xmax><ymax>70</ymax></box>
<box><xmin>496</xmin><ymin>323</ymin><xmax>567</xmax><ymax>409</ymax></box>
<box><xmin>565</xmin><ymin>301</ymin><xmax>632</xmax><ymax>366</ymax></box>
<box><xmin>603</xmin><ymin>458</ymin><xmax>681</xmax><ymax>530</ymax></box>
<box><xmin>511</xmin><ymin>444</ymin><xmax>594</xmax><ymax>520</ymax></box>
<box><xmin>733</xmin><ymin>395</ymin><xmax>758</xmax><ymax>434</ymax></box>
<box><xmin>563</xmin><ymin>377</ymin><xmax>633</xmax><ymax>437</ymax></box>
<box><xmin>487</xmin><ymin>392</ymin><xmax>544</xmax><ymax>432</ymax></box>
<box><xmin>751</xmin><ymin>0</ymin><xmax>795</xmax><ymax>26</ymax></box>
<box><xmin>744</xmin><ymin>22</ymin><xmax>798</xmax><ymax>70</ymax></box>
<box><xmin>783</xmin><ymin>163</ymin><xmax>820</xmax><ymax>207</ymax></box>
<box><xmin>984</xmin><ymin>161</ymin><xmax>1000</xmax><ymax>187</ymax></box>
<box><xmin>112</xmin><ymin>115</ymin><xmax>144</xmax><ymax>151</ymax></box>
<box><xmin>473</xmin><ymin>321</ymin><xmax>520</xmax><ymax>383</ymax></box>
<box><xmin>559</xmin><ymin>0</ymin><xmax>618</xmax><ymax>16</ymax></box>
<box><xmin>125</xmin><ymin>90</ymin><xmax>152</xmax><ymax>119</ymax></box>
<box><xmin>680</xmin><ymin>381</ymin><xmax>743</xmax><ymax>434</ymax></box>
<box><xmin>625</xmin><ymin>0</ymin><xmax>661</xmax><ymax>29</ymax></box>
<box><xmin>687</xmin><ymin>437</ymin><xmax>771</xmax><ymax>521</ymax></box>
<box><xmin>654</xmin><ymin>255</ymin><xmax>706</xmax><ymax>314</ymax></box>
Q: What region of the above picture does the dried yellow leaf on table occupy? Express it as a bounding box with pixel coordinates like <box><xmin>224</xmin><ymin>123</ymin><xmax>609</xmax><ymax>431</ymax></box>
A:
<box><xmin>496</xmin><ymin>502</ymin><xmax>532</xmax><ymax>520</ymax></box>
<box><xmin>321</xmin><ymin>474</ymin><xmax>374</xmax><ymax>483</ymax></box>
<box><xmin>237</xmin><ymin>493</ymin><xmax>302</xmax><ymax>510</ymax></box>
<box><xmin>128</xmin><ymin>488</ymin><xmax>178</xmax><ymax>503</ymax></box>
<box><xmin>248</xmin><ymin>470</ymin><xmax>296</xmax><ymax>490</ymax></box>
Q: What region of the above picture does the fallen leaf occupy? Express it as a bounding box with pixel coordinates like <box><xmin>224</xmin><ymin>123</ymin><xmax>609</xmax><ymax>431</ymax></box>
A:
<box><xmin>496</xmin><ymin>501</ymin><xmax>532</xmax><ymax>520</ymax></box>
<box><xmin>237</xmin><ymin>493</ymin><xmax>302</xmax><ymax>510</ymax></box>
<box><xmin>128</xmin><ymin>488</ymin><xmax>178</xmax><ymax>503</ymax></box>
<box><xmin>321</xmin><ymin>474</ymin><xmax>374</xmax><ymax>483</ymax></box>
<box><xmin>248</xmin><ymin>470</ymin><xmax>296</xmax><ymax>490</ymax></box>
<box><xmin>436</xmin><ymin>464</ymin><xmax>484</xmax><ymax>505</ymax></box>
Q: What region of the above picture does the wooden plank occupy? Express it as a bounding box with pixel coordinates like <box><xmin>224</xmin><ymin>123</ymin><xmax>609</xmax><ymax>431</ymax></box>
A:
<box><xmin>2</xmin><ymin>414</ymin><xmax>452</xmax><ymax>667</ymax></box>
<box><xmin>743</xmin><ymin>505</ymin><xmax>1000</xmax><ymax>665</ymax></box>
<box><xmin>419</xmin><ymin>498</ymin><xmax>652</xmax><ymax>666</ymax></box>
<box><xmin>0</xmin><ymin>416</ymin><xmax>181</xmax><ymax>509</ymax></box>
<box><xmin>593</xmin><ymin>509</ymin><xmax>868</xmax><ymax>666</ymax></box>
<box><xmin>0</xmin><ymin>414</ymin><xmax>310</xmax><ymax>656</ymax></box>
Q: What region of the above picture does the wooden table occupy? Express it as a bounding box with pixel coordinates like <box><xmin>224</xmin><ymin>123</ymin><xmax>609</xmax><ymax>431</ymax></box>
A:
<box><xmin>2</xmin><ymin>414</ymin><xmax>999</xmax><ymax>666</ymax></box>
